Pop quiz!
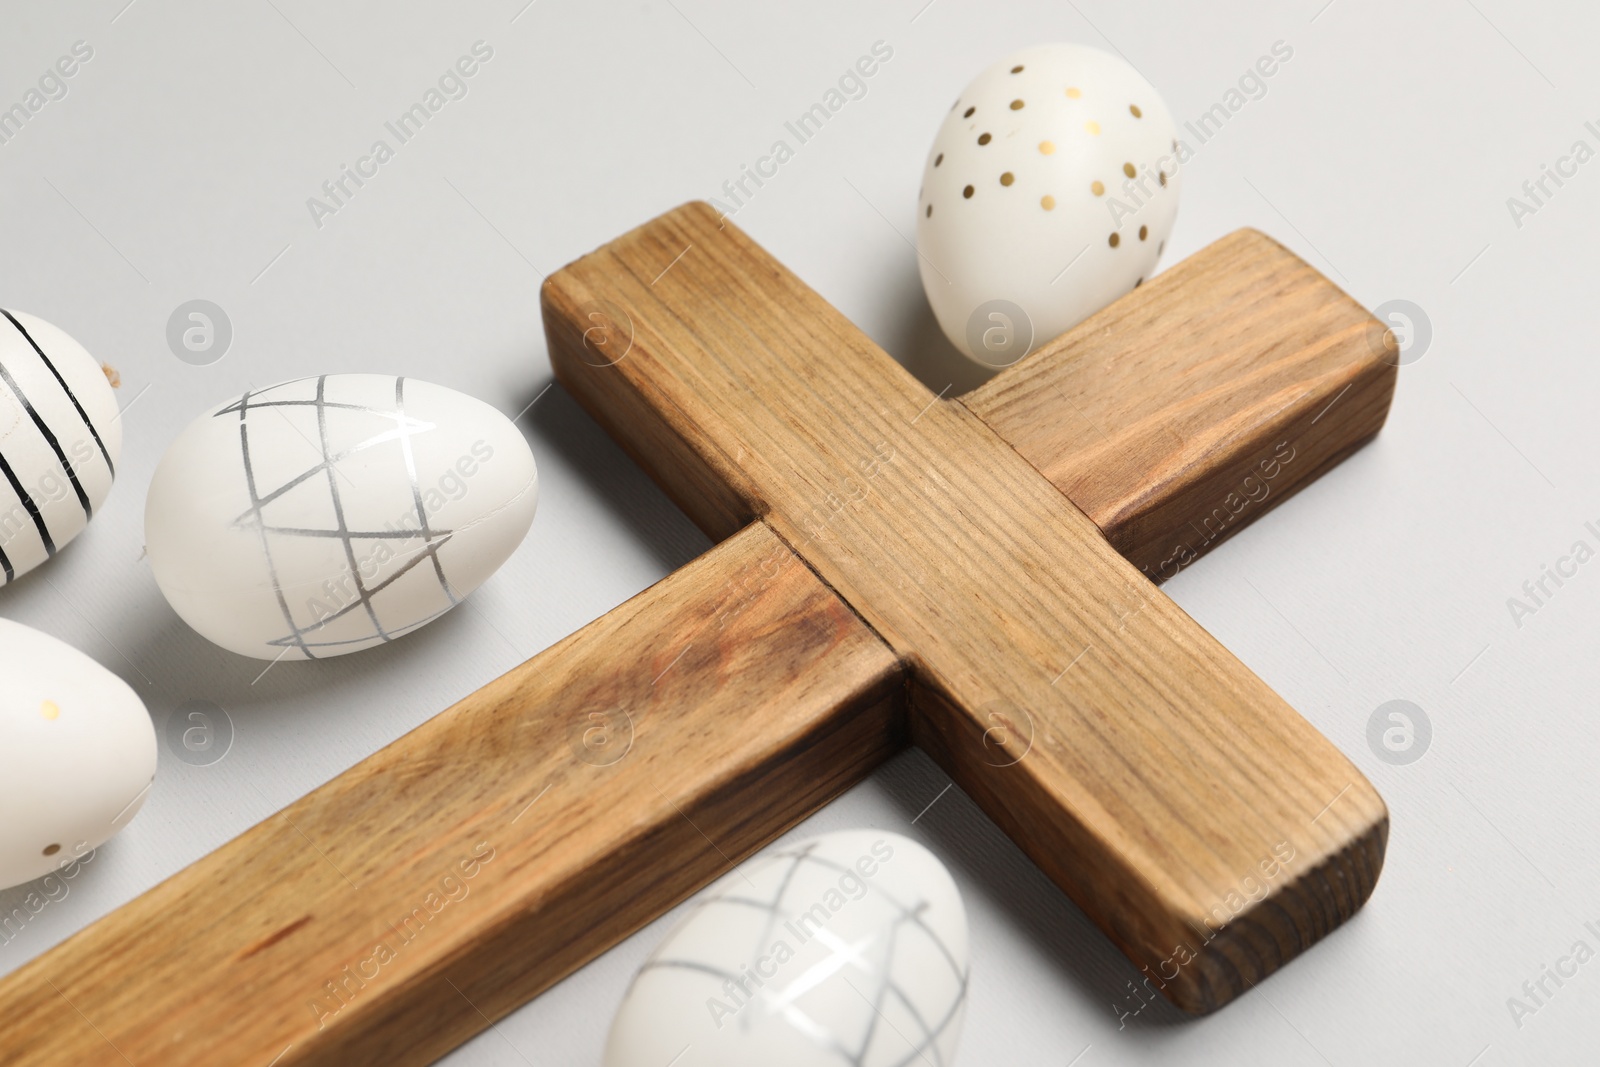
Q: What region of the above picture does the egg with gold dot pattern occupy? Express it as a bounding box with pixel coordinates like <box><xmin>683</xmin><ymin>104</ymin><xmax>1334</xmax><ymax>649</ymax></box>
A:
<box><xmin>0</xmin><ymin>618</ymin><xmax>156</xmax><ymax>891</ymax></box>
<box><xmin>917</xmin><ymin>44</ymin><xmax>1183</xmax><ymax>366</ymax></box>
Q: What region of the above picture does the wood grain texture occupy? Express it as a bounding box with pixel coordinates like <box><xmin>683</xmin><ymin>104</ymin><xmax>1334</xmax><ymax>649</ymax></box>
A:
<box><xmin>965</xmin><ymin>228</ymin><xmax>1398</xmax><ymax>581</ymax></box>
<box><xmin>544</xmin><ymin>201</ymin><xmax>1388</xmax><ymax>1014</ymax></box>
<box><xmin>0</xmin><ymin>523</ymin><xmax>903</xmax><ymax>1066</ymax></box>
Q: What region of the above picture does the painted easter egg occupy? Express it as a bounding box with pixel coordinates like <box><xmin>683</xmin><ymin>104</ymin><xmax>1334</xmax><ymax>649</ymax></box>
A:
<box><xmin>917</xmin><ymin>43</ymin><xmax>1184</xmax><ymax>366</ymax></box>
<box><xmin>0</xmin><ymin>619</ymin><xmax>156</xmax><ymax>891</ymax></box>
<box><xmin>604</xmin><ymin>829</ymin><xmax>969</xmax><ymax>1067</ymax></box>
<box><xmin>145</xmin><ymin>374</ymin><xmax>538</xmax><ymax>660</ymax></box>
<box><xmin>0</xmin><ymin>309</ymin><xmax>120</xmax><ymax>584</ymax></box>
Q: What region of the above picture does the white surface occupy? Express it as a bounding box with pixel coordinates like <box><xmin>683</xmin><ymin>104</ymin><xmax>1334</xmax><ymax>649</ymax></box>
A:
<box><xmin>145</xmin><ymin>373</ymin><xmax>538</xmax><ymax>659</ymax></box>
<box><xmin>0</xmin><ymin>1</ymin><xmax>1595</xmax><ymax>1064</ymax></box>
<box><xmin>604</xmin><ymin>830</ymin><xmax>968</xmax><ymax>1066</ymax></box>
<box><xmin>0</xmin><ymin>617</ymin><xmax>155</xmax><ymax>889</ymax></box>
<box><xmin>916</xmin><ymin>43</ymin><xmax>1181</xmax><ymax>365</ymax></box>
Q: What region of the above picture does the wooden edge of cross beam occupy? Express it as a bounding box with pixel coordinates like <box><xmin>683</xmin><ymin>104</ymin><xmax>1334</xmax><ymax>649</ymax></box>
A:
<box><xmin>908</xmin><ymin>678</ymin><xmax>1388</xmax><ymax>1013</ymax></box>
<box><xmin>0</xmin><ymin>523</ymin><xmax>906</xmax><ymax>1066</ymax></box>
<box><xmin>965</xmin><ymin>226</ymin><xmax>1399</xmax><ymax>581</ymax></box>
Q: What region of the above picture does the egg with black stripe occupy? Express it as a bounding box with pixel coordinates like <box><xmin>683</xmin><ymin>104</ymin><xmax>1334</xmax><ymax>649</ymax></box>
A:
<box><xmin>917</xmin><ymin>44</ymin><xmax>1184</xmax><ymax>367</ymax></box>
<box><xmin>0</xmin><ymin>310</ymin><xmax>120</xmax><ymax>584</ymax></box>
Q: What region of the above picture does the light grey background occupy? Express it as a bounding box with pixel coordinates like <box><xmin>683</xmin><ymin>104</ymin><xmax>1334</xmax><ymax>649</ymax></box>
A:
<box><xmin>0</xmin><ymin>0</ymin><xmax>1595</xmax><ymax>1064</ymax></box>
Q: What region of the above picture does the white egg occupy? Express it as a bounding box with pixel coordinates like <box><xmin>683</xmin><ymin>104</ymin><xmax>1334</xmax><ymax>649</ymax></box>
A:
<box><xmin>604</xmin><ymin>830</ymin><xmax>969</xmax><ymax>1067</ymax></box>
<box><xmin>0</xmin><ymin>309</ymin><xmax>121</xmax><ymax>583</ymax></box>
<box><xmin>0</xmin><ymin>619</ymin><xmax>156</xmax><ymax>890</ymax></box>
<box><xmin>145</xmin><ymin>374</ymin><xmax>538</xmax><ymax>660</ymax></box>
<box><xmin>916</xmin><ymin>43</ymin><xmax>1184</xmax><ymax>366</ymax></box>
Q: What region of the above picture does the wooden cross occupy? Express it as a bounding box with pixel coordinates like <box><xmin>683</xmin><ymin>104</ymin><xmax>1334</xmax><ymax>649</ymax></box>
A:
<box><xmin>0</xmin><ymin>202</ymin><xmax>1395</xmax><ymax>1065</ymax></box>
